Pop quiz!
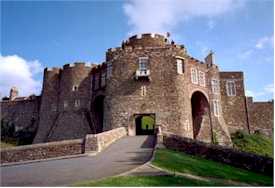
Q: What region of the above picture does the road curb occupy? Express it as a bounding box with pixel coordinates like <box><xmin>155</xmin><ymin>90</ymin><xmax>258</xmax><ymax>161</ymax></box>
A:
<box><xmin>0</xmin><ymin>153</ymin><xmax>91</xmax><ymax>167</ymax></box>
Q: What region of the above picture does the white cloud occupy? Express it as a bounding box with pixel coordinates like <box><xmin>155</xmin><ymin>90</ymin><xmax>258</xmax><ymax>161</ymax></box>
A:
<box><xmin>239</xmin><ymin>49</ymin><xmax>253</xmax><ymax>59</ymax></box>
<box><xmin>246</xmin><ymin>83</ymin><xmax>274</xmax><ymax>99</ymax></box>
<box><xmin>123</xmin><ymin>0</ymin><xmax>245</xmax><ymax>35</ymax></box>
<box><xmin>255</xmin><ymin>35</ymin><xmax>274</xmax><ymax>49</ymax></box>
<box><xmin>0</xmin><ymin>54</ymin><xmax>43</xmax><ymax>98</ymax></box>
<box><xmin>207</xmin><ymin>20</ymin><xmax>216</xmax><ymax>30</ymax></box>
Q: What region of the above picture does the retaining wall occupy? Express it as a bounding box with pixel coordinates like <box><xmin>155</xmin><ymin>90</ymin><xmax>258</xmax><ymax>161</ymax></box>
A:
<box><xmin>1</xmin><ymin>127</ymin><xmax>127</xmax><ymax>164</ymax></box>
<box><xmin>85</xmin><ymin>127</ymin><xmax>127</xmax><ymax>152</ymax></box>
<box><xmin>1</xmin><ymin>139</ymin><xmax>84</xmax><ymax>163</ymax></box>
<box><xmin>160</xmin><ymin>132</ymin><xmax>273</xmax><ymax>176</ymax></box>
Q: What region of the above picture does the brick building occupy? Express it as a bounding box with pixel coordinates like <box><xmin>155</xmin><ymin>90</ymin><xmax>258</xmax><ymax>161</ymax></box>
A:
<box><xmin>1</xmin><ymin>33</ymin><xmax>273</xmax><ymax>145</ymax></box>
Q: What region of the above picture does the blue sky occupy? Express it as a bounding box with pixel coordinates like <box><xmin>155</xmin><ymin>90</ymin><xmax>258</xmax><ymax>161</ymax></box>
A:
<box><xmin>1</xmin><ymin>0</ymin><xmax>274</xmax><ymax>101</ymax></box>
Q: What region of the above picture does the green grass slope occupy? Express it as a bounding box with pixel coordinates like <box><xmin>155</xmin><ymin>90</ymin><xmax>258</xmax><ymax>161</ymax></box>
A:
<box><xmin>75</xmin><ymin>175</ymin><xmax>229</xmax><ymax>187</ymax></box>
<box><xmin>231</xmin><ymin>131</ymin><xmax>273</xmax><ymax>158</ymax></box>
<box><xmin>74</xmin><ymin>148</ymin><xmax>273</xmax><ymax>186</ymax></box>
<box><xmin>152</xmin><ymin>149</ymin><xmax>273</xmax><ymax>186</ymax></box>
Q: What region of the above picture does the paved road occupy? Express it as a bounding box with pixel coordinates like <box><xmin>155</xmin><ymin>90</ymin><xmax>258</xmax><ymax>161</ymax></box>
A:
<box><xmin>0</xmin><ymin>135</ymin><xmax>155</xmax><ymax>186</ymax></box>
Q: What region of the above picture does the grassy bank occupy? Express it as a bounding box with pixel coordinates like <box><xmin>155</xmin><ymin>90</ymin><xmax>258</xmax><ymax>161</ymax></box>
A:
<box><xmin>231</xmin><ymin>131</ymin><xmax>273</xmax><ymax>158</ymax></box>
<box><xmin>152</xmin><ymin>149</ymin><xmax>273</xmax><ymax>186</ymax></box>
<box><xmin>74</xmin><ymin>148</ymin><xmax>273</xmax><ymax>186</ymax></box>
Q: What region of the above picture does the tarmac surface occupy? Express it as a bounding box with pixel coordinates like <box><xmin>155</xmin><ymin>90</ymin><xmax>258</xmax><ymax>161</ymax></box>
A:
<box><xmin>0</xmin><ymin>135</ymin><xmax>155</xmax><ymax>186</ymax></box>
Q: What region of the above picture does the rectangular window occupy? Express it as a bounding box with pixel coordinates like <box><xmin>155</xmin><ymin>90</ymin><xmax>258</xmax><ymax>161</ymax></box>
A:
<box><xmin>226</xmin><ymin>80</ymin><xmax>236</xmax><ymax>96</ymax></box>
<box><xmin>74</xmin><ymin>99</ymin><xmax>80</xmax><ymax>108</ymax></box>
<box><xmin>141</xmin><ymin>85</ymin><xmax>147</xmax><ymax>96</ymax></box>
<box><xmin>199</xmin><ymin>71</ymin><xmax>205</xmax><ymax>87</ymax></box>
<box><xmin>101</xmin><ymin>72</ymin><xmax>106</xmax><ymax>87</ymax></box>
<box><xmin>51</xmin><ymin>104</ymin><xmax>57</xmax><ymax>112</ymax></box>
<box><xmin>64</xmin><ymin>101</ymin><xmax>68</xmax><ymax>109</ymax></box>
<box><xmin>176</xmin><ymin>59</ymin><xmax>184</xmax><ymax>74</ymax></box>
<box><xmin>94</xmin><ymin>73</ymin><xmax>100</xmax><ymax>90</ymax></box>
<box><xmin>213</xmin><ymin>100</ymin><xmax>220</xmax><ymax>116</ymax></box>
<box><xmin>211</xmin><ymin>79</ymin><xmax>219</xmax><ymax>94</ymax></box>
<box><xmin>139</xmin><ymin>57</ymin><xmax>149</xmax><ymax>71</ymax></box>
<box><xmin>106</xmin><ymin>62</ymin><xmax>112</xmax><ymax>78</ymax></box>
<box><xmin>191</xmin><ymin>68</ymin><xmax>198</xmax><ymax>84</ymax></box>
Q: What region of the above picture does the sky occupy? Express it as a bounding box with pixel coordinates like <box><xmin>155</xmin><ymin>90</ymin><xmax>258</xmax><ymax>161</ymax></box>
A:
<box><xmin>1</xmin><ymin>0</ymin><xmax>274</xmax><ymax>101</ymax></box>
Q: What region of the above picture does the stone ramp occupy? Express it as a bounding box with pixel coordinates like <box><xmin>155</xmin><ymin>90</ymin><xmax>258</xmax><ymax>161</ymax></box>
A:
<box><xmin>0</xmin><ymin>135</ymin><xmax>155</xmax><ymax>186</ymax></box>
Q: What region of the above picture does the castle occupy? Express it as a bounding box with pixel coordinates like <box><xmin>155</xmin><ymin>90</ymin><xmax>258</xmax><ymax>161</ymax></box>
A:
<box><xmin>1</xmin><ymin>33</ymin><xmax>273</xmax><ymax>145</ymax></box>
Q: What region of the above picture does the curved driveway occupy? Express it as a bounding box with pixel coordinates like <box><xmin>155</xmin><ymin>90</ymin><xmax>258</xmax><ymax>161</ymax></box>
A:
<box><xmin>1</xmin><ymin>135</ymin><xmax>155</xmax><ymax>186</ymax></box>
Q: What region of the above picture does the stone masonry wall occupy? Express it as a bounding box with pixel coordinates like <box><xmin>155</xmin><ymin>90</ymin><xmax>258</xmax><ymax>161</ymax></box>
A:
<box><xmin>1</xmin><ymin>97</ymin><xmax>40</xmax><ymax>132</ymax></box>
<box><xmin>1</xmin><ymin>127</ymin><xmax>127</xmax><ymax>164</ymax></box>
<box><xmin>220</xmin><ymin>72</ymin><xmax>249</xmax><ymax>133</ymax></box>
<box><xmin>160</xmin><ymin>131</ymin><xmax>273</xmax><ymax>176</ymax></box>
<box><xmin>1</xmin><ymin>139</ymin><xmax>84</xmax><ymax>163</ymax></box>
<box><xmin>85</xmin><ymin>127</ymin><xmax>127</xmax><ymax>152</ymax></box>
<box><xmin>246</xmin><ymin>97</ymin><xmax>273</xmax><ymax>137</ymax></box>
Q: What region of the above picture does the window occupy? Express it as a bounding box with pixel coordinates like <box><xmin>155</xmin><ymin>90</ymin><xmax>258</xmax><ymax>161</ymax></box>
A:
<box><xmin>141</xmin><ymin>85</ymin><xmax>147</xmax><ymax>96</ymax></box>
<box><xmin>72</xmin><ymin>85</ymin><xmax>78</xmax><ymax>91</ymax></box>
<box><xmin>198</xmin><ymin>71</ymin><xmax>205</xmax><ymax>87</ymax></box>
<box><xmin>139</xmin><ymin>57</ymin><xmax>149</xmax><ymax>71</ymax></box>
<box><xmin>74</xmin><ymin>100</ymin><xmax>80</xmax><ymax>108</ymax></box>
<box><xmin>213</xmin><ymin>100</ymin><xmax>220</xmax><ymax>116</ymax></box>
<box><xmin>211</xmin><ymin>79</ymin><xmax>219</xmax><ymax>94</ymax></box>
<box><xmin>176</xmin><ymin>59</ymin><xmax>184</xmax><ymax>74</ymax></box>
<box><xmin>64</xmin><ymin>101</ymin><xmax>68</xmax><ymax>109</ymax></box>
<box><xmin>106</xmin><ymin>62</ymin><xmax>112</xmax><ymax>78</ymax></box>
<box><xmin>101</xmin><ymin>72</ymin><xmax>106</xmax><ymax>87</ymax></box>
<box><xmin>94</xmin><ymin>73</ymin><xmax>100</xmax><ymax>90</ymax></box>
<box><xmin>226</xmin><ymin>80</ymin><xmax>236</xmax><ymax>96</ymax></box>
<box><xmin>51</xmin><ymin>104</ymin><xmax>57</xmax><ymax>112</ymax></box>
<box><xmin>191</xmin><ymin>68</ymin><xmax>198</xmax><ymax>84</ymax></box>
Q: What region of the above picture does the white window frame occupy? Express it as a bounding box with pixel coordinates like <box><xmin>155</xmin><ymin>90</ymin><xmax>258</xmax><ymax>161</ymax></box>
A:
<box><xmin>74</xmin><ymin>99</ymin><xmax>81</xmax><ymax>108</ymax></box>
<box><xmin>101</xmin><ymin>72</ymin><xmax>106</xmax><ymax>87</ymax></box>
<box><xmin>213</xmin><ymin>100</ymin><xmax>220</xmax><ymax>117</ymax></box>
<box><xmin>176</xmin><ymin>59</ymin><xmax>183</xmax><ymax>74</ymax></box>
<box><xmin>106</xmin><ymin>62</ymin><xmax>112</xmax><ymax>78</ymax></box>
<box><xmin>64</xmin><ymin>101</ymin><xmax>68</xmax><ymax>109</ymax></box>
<box><xmin>198</xmin><ymin>71</ymin><xmax>205</xmax><ymax>87</ymax></box>
<box><xmin>138</xmin><ymin>57</ymin><xmax>149</xmax><ymax>71</ymax></box>
<box><xmin>226</xmin><ymin>80</ymin><xmax>236</xmax><ymax>96</ymax></box>
<box><xmin>51</xmin><ymin>104</ymin><xmax>57</xmax><ymax>112</ymax></box>
<box><xmin>191</xmin><ymin>68</ymin><xmax>198</xmax><ymax>84</ymax></box>
<box><xmin>211</xmin><ymin>79</ymin><xmax>219</xmax><ymax>94</ymax></box>
<box><xmin>141</xmin><ymin>85</ymin><xmax>147</xmax><ymax>96</ymax></box>
<box><xmin>94</xmin><ymin>73</ymin><xmax>100</xmax><ymax>90</ymax></box>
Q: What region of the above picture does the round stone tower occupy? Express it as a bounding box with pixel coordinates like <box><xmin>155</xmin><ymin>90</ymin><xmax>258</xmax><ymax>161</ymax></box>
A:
<box><xmin>104</xmin><ymin>33</ymin><xmax>231</xmax><ymax>145</ymax></box>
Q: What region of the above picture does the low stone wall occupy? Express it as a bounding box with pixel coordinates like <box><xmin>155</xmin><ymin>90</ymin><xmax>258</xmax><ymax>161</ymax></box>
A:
<box><xmin>160</xmin><ymin>132</ymin><xmax>273</xmax><ymax>176</ymax></box>
<box><xmin>85</xmin><ymin>127</ymin><xmax>127</xmax><ymax>152</ymax></box>
<box><xmin>1</xmin><ymin>139</ymin><xmax>84</xmax><ymax>164</ymax></box>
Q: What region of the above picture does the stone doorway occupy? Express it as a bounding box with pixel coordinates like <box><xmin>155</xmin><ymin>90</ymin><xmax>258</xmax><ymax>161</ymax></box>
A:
<box><xmin>191</xmin><ymin>91</ymin><xmax>212</xmax><ymax>141</ymax></box>
<box><xmin>93</xmin><ymin>95</ymin><xmax>105</xmax><ymax>133</ymax></box>
<box><xmin>135</xmin><ymin>114</ymin><xmax>155</xmax><ymax>135</ymax></box>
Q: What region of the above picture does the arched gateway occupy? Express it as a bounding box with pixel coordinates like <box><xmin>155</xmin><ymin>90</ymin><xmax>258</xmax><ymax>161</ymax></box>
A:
<box><xmin>191</xmin><ymin>91</ymin><xmax>212</xmax><ymax>142</ymax></box>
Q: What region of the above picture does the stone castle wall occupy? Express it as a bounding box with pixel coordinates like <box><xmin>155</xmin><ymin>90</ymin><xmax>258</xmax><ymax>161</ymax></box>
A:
<box><xmin>1</xmin><ymin>96</ymin><xmax>40</xmax><ymax>133</ymax></box>
<box><xmin>220</xmin><ymin>72</ymin><xmax>250</xmax><ymax>133</ymax></box>
<box><xmin>246</xmin><ymin>97</ymin><xmax>273</xmax><ymax>137</ymax></box>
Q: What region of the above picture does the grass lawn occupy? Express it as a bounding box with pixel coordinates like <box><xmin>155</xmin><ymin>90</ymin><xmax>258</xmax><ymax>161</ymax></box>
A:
<box><xmin>74</xmin><ymin>148</ymin><xmax>273</xmax><ymax>186</ymax></box>
<box><xmin>152</xmin><ymin>149</ymin><xmax>273</xmax><ymax>186</ymax></box>
<box><xmin>74</xmin><ymin>175</ymin><xmax>229</xmax><ymax>187</ymax></box>
<box><xmin>231</xmin><ymin>131</ymin><xmax>273</xmax><ymax>158</ymax></box>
